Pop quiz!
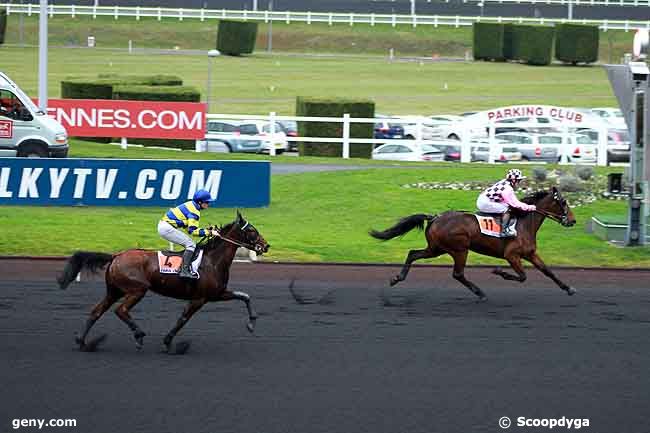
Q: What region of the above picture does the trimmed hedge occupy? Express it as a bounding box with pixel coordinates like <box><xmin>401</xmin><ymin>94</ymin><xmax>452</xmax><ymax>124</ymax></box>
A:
<box><xmin>112</xmin><ymin>85</ymin><xmax>200</xmax><ymax>102</ymax></box>
<box><xmin>97</xmin><ymin>74</ymin><xmax>184</xmax><ymax>86</ymax></box>
<box><xmin>510</xmin><ymin>24</ymin><xmax>555</xmax><ymax>66</ymax></box>
<box><xmin>555</xmin><ymin>24</ymin><xmax>599</xmax><ymax>65</ymax></box>
<box><xmin>217</xmin><ymin>20</ymin><xmax>257</xmax><ymax>56</ymax></box>
<box><xmin>503</xmin><ymin>24</ymin><xmax>514</xmax><ymax>60</ymax></box>
<box><xmin>473</xmin><ymin>23</ymin><xmax>505</xmax><ymax>61</ymax></box>
<box><xmin>61</xmin><ymin>81</ymin><xmax>114</xmax><ymax>99</ymax></box>
<box><xmin>0</xmin><ymin>8</ymin><xmax>7</xmax><ymax>45</ymax></box>
<box><xmin>296</xmin><ymin>97</ymin><xmax>375</xmax><ymax>158</ymax></box>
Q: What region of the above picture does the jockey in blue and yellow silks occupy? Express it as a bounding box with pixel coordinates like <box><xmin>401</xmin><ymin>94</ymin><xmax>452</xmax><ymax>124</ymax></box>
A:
<box><xmin>157</xmin><ymin>189</ymin><xmax>217</xmax><ymax>279</ymax></box>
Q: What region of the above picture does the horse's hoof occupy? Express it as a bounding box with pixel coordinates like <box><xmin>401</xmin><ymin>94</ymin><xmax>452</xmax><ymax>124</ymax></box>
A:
<box><xmin>134</xmin><ymin>331</ymin><xmax>146</xmax><ymax>350</ymax></box>
<box><xmin>247</xmin><ymin>320</ymin><xmax>256</xmax><ymax>333</ymax></box>
<box><xmin>566</xmin><ymin>287</ymin><xmax>577</xmax><ymax>296</ymax></box>
<box><xmin>173</xmin><ymin>341</ymin><xmax>191</xmax><ymax>355</ymax></box>
<box><xmin>389</xmin><ymin>277</ymin><xmax>400</xmax><ymax>287</ymax></box>
<box><xmin>74</xmin><ymin>334</ymin><xmax>85</xmax><ymax>347</ymax></box>
<box><xmin>477</xmin><ymin>295</ymin><xmax>488</xmax><ymax>303</ymax></box>
<box><xmin>492</xmin><ymin>268</ymin><xmax>502</xmax><ymax>275</ymax></box>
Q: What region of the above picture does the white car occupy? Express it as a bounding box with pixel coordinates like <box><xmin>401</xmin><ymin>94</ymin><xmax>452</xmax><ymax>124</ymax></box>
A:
<box><xmin>542</xmin><ymin>133</ymin><xmax>598</xmax><ymax>163</ymax></box>
<box><xmin>469</xmin><ymin>138</ymin><xmax>522</xmax><ymax>163</ymax></box>
<box><xmin>372</xmin><ymin>141</ymin><xmax>445</xmax><ymax>162</ymax></box>
<box><xmin>590</xmin><ymin>107</ymin><xmax>626</xmax><ymax>129</ymax></box>
<box><xmin>392</xmin><ymin>116</ymin><xmax>438</xmax><ymax>140</ymax></box>
<box><xmin>237</xmin><ymin>120</ymin><xmax>289</xmax><ymax>154</ymax></box>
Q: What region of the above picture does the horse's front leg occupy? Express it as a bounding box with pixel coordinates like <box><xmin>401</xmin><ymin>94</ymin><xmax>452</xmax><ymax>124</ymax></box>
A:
<box><xmin>219</xmin><ymin>290</ymin><xmax>257</xmax><ymax>333</ymax></box>
<box><xmin>493</xmin><ymin>256</ymin><xmax>527</xmax><ymax>282</ymax></box>
<box><xmin>163</xmin><ymin>298</ymin><xmax>206</xmax><ymax>353</ymax></box>
<box><xmin>527</xmin><ymin>252</ymin><xmax>576</xmax><ymax>295</ymax></box>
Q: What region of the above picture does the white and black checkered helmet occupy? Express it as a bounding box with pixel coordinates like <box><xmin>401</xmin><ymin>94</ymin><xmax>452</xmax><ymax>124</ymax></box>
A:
<box><xmin>506</xmin><ymin>169</ymin><xmax>525</xmax><ymax>183</ymax></box>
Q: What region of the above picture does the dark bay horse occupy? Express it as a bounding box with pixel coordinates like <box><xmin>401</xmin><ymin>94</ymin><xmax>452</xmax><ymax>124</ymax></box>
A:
<box><xmin>57</xmin><ymin>212</ymin><xmax>270</xmax><ymax>353</ymax></box>
<box><xmin>370</xmin><ymin>187</ymin><xmax>576</xmax><ymax>301</ymax></box>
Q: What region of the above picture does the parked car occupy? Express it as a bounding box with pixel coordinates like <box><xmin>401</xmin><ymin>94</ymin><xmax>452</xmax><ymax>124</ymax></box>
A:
<box><xmin>0</xmin><ymin>71</ymin><xmax>68</xmax><ymax>158</ymax></box>
<box><xmin>199</xmin><ymin>119</ymin><xmax>264</xmax><ymax>153</ymax></box>
<box><xmin>392</xmin><ymin>116</ymin><xmax>438</xmax><ymax>140</ymax></box>
<box><xmin>576</xmin><ymin>128</ymin><xmax>630</xmax><ymax>163</ymax></box>
<box><xmin>374</xmin><ymin>119</ymin><xmax>405</xmax><ymax>140</ymax></box>
<box><xmin>495</xmin><ymin>132</ymin><xmax>560</xmax><ymax>163</ymax></box>
<box><xmin>278</xmin><ymin>120</ymin><xmax>299</xmax><ymax>151</ymax></box>
<box><xmin>541</xmin><ymin>133</ymin><xmax>598</xmax><ymax>163</ymax></box>
<box><xmin>469</xmin><ymin>139</ymin><xmax>522</xmax><ymax>163</ymax></box>
<box><xmin>237</xmin><ymin>120</ymin><xmax>289</xmax><ymax>154</ymax></box>
<box><xmin>428</xmin><ymin>114</ymin><xmax>464</xmax><ymax>138</ymax></box>
<box><xmin>426</xmin><ymin>140</ymin><xmax>462</xmax><ymax>162</ymax></box>
<box><xmin>590</xmin><ymin>107</ymin><xmax>627</xmax><ymax>129</ymax></box>
<box><xmin>371</xmin><ymin>141</ymin><xmax>444</xmax><ymax>162</ymax></box>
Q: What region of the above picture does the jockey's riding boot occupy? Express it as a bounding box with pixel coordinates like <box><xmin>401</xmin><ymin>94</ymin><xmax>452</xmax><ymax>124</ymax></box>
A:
<box><xmin>501</xmin><ymin>212</ymin><xmax>515</xmax><ymax>237</ymax></box>
<box><xmin>178</xmin><ymin>249</ymin><xmax>199</xmax><ymax>279</ymax></box>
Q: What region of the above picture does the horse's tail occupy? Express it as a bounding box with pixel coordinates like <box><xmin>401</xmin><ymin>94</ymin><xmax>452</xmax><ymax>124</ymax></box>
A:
<box><xmin>369</xmin><ymin>214</ymin><xmax>438</xmax><ymax>241</ymax></box>
<box><xmin>57</xmin><ymin>251</ymin><xmax>114</xmax><ymax>290</ymax></box>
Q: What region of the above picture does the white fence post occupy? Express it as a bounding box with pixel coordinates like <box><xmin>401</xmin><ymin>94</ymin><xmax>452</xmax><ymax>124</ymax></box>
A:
<box><xmin>121</xmin><ymin>137</ymin><xmax>128</xmax><ymax>150</ymax></box>
<box><xmin>342</xmin><ymin>113</ymin><xmax>351</xmax><ymax>159</ymax></box>
<box><xmin>559</xmin><ymin>124</ymin><xmax>569</xmax><ymax>165</ymax></box>
<box><xmin>597</xmin><ymin>125</ymin><xmax>608</xmax><ymax>166</ymax></box>
<box><xmin>460</xmin><ymin>132</ymin><xmax>471</xmax><ymax>163</ymax></box>
<box><xmin>415</xmin><ymin>117</ymin><xmax>423</xmax><ymax>148</ymax></box>
<box><xmin>487</xmin><ymin>123</ymin><xmax>496</xmax><ymax>164</ymax></box>
<box><xmin>269</xmin><ymin>112</ymin><xmax>277</xmax><ymax>156</ymax></box>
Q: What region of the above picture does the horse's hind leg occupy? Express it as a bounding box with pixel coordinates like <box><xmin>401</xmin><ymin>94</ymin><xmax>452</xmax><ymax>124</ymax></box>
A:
<box><xmin>451</xmin><ymin>250</ymin><xmax>487</xmax><ymax>301</ymax></box>
<box><xmin>493</xmin><ymin>256</ymin><xmax>527</xmax><ymax>282</ymax></box>
<box><xmin>76</xmin><ymin>288</ymin><xmax>121</xmax><ymax>349</ymax></box>
<box><xmin>391</xmin><ymin>248</ymin><xmax>441</xmax><ymax>286</ymax></box>
<box><xmin>114</xmin><ymin>292</ymin><xmax>148</xmax><ymax>350</ymax></box>
<box><xmin>163</xmin><ymin>298</ymin><xmax>206</xmax><ymax>354</ymax></box>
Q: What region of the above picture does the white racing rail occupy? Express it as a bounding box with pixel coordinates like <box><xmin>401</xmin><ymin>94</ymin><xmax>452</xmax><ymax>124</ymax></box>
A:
<box><xmin>202</xmin><ymin>112</ymin><xmax>611</xmax><ymax>165</ymax></box>
<box><xmin>1</xmin><ymin>4</ymin><xmax>648</xmax><ymax>31</ymax></box>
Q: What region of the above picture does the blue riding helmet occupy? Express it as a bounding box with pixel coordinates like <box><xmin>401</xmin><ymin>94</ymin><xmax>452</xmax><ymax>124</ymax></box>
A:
<box><xmin>193</xmin><ymin>189</ymin><xmax>213</xmax><ymax>204</ymax></box>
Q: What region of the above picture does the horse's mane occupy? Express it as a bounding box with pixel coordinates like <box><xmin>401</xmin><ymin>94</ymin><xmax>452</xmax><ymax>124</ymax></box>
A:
<box><xmin>521</xmin><ymin>190</ymin><xmax>550</xmax><ymax>205</ymax></box>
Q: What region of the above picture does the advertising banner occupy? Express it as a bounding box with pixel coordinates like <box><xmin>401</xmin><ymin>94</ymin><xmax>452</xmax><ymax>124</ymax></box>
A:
<box><xmin>0</xmin><ymin>158</ymin><xmax>270</xmax><ymax>207</ymax></box>
<box><xmin>38</xmin><ymin>99</ymin><xmax>206</xmax><ymax>140</ymax></box>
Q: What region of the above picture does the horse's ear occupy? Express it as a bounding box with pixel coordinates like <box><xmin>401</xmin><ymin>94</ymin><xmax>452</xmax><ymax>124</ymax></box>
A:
<box><xmin>551</xmin><ymin>186</ymin><xmax>558</xmax><ymax>194</ymax></box>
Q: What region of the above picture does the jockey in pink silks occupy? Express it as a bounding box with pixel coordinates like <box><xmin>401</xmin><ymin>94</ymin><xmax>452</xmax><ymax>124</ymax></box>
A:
<box><xmin>476</xmin><ymin>169</ymin><xmax>536</xmax><ymax>237</ymax></box>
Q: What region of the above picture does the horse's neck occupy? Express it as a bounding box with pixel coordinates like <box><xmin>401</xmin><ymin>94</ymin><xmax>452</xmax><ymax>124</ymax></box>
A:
<box><xmin>523</xmin><ymin>197</ymin><xmax>550</xmax><ymax>235</ymax></box>
<box><xmin>205</xmin><ymin>234</ymin><xmax>239</xmax><ymax>264</ymax></box>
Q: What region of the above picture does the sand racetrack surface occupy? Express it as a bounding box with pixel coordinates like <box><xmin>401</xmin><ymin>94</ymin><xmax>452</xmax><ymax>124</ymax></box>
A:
<box><xmin>1</xmin><ymin>259</ymin><xmax>649</xmax><ymax>433</ymax></box>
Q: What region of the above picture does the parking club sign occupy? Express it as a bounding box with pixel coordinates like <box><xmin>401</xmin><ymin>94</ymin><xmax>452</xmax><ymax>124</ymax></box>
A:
<box><xmin>0</xmin><ymin>120</ymin><xmax>12</xmax><ymax>138</ymax></box>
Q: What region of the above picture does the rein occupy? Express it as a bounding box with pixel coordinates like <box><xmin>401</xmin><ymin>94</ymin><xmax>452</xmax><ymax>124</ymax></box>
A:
<box><xmin>210</xmin><ymin>230</ymin><xmax>257</xmax><ymax>251</ymax></box>
<box><xmin>534</xmin><ymin>208</ymin><xmax>566</xmax><ymax>224</ymax></box>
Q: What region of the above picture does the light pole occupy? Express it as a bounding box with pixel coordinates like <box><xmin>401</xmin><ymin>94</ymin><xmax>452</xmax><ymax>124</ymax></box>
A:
<box><xmin>206</xmin><ymin>49</ymin><xmax>220</xmax><ymax>113</ymax></box>
<box><xmin>267</xmin><ymin>0</ymin><xmax>273</xmax><ymax>53</ymax></box>
<box><xmin>38</xmin><ymin>0</ymin><xmax>48</xmax><ymax>112</ymax></box>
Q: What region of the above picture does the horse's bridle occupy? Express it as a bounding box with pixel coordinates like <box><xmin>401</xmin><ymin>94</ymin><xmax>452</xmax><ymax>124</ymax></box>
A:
<box><xmin>211</xmin><ymin>221</ymin><xmax>266</xmax><ymax>253</ymax></box>
<box><xmin>534</xmin><ymin>208</ymin><xmax>566</xmax><ymax>224</ymax></box>
<box><xmin>534</xmin><ymin>192</ymin><xmax>571</xmax><ymax>226</ymax></box>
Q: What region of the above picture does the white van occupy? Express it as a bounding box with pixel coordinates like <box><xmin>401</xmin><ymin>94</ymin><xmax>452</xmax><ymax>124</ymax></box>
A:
<box><xmin>0</xmin><ymin>72</ymin><xmax>68</xmax><ymax>157</ymax></box>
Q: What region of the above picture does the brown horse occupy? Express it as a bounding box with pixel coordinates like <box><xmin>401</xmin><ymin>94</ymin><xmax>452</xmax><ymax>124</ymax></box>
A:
<box><xmin>57</xmin><ymin>212</ymin><xmax>270</xmax><ymax>353</ymax></box>
<box><xmin>370</xmin><ymin>187</ymin><xmax>576</xmax><ymax>301</ymax></box>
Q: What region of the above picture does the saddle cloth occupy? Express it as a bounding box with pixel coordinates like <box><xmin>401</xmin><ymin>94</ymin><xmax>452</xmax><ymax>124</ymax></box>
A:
<box><xmin>475</xmin><ymin>213</ymin><xmax>517</xmax><ymax>238</ymax></box>
<box><xmin>157</xmin><ymin>250</ymin><xmax>204</xmax><ymax>276</ymax></box>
